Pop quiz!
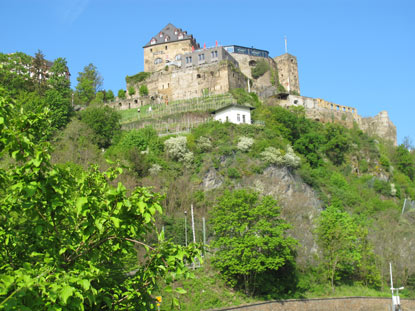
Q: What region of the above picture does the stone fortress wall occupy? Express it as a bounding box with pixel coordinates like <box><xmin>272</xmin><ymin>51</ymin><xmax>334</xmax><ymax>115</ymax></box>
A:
<box><xmin>277</xmin><ymin>95</ymin><xmax>397</xmax><ymax>145</ymax></box>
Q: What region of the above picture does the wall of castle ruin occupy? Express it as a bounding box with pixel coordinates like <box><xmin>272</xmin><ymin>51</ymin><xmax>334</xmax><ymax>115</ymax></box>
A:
<box><xmin>230</xmin><ymin>54</ymin><xmax>278</xmax><ymax>91</ymax></box>
<box><xmin>128</xmin><ymin>62</ymin><xmax>247</xmax><ymax>103</ymax></box>
<box><xmin>274</xmin><ymin>53</ymin><xmax>300</xmax><ymax>95</ymax></box>
<box><xmin>360</xmin><ymin>111</ymin><xmax>397</xmax><ymax>146</ymax></box>
<box><xmin>276</xmin><ymin>95</ymin><xmax>397</xmax><ymax>145</ymax></box>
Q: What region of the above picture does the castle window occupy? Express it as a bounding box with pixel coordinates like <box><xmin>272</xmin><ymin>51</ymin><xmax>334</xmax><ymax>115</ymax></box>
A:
<box><xmin>134</xmin><ymin>99</ymin><xmax>138</xmax><ymax>103</ymax></box>
<box><xmin>178</xmin><ymin>33</ymin><xmax>183</xmax><ymax>40</ymax></box>
<box><xmin>186</xmin><ymin>56</ymin><xmax>192</xmax><ymax>64</ymax></box>
<box><xmin>159</xmin><ymin>32</ymin><xmax>163</xmax><ymax>38</ymax></box>
<box><xmin>154</xmin><ymin>58</ymin><xmax>162</xmax><ymax>64</ymax></box>
<box><xmin>164</xmin><ymin>36</ymin><xmax>170</xmax><ymax>42</ymax></box>
<box><xmin>290</xmin><ymin>58</ymin><xmax>294</xmax><ymax>63</ymax></box>
<box><xmin>165</xmin><ymin>45</ymin><xmax>168</xmax><ymax>50</ymax></box>
<box><xmin>150</xmin><ymin>38</ymin><xmax>156</xmax><ymax>45</ymax></box>
<box><xmin>175</xmin><ymin>54</ymin><xmax>182</xmax><ymax>60</ymax></box>
<box><xmin>198</xmin><ymin>54</ymin><xmax>205</xmax><ymax>61</ymax></box>
<box><xmin>249</xmin><ymin>60</ymin><xmax>257</xmax><ymax>66</ymax></box>
<box><xmin>197</xmin><ymin>74</ymin><xmax>201</xmax><ymax>78</ymax></box>
<box><xmin>211</xmin><ymin>51</ymin><xmax>218</xmax><ymax>58</ymax></box>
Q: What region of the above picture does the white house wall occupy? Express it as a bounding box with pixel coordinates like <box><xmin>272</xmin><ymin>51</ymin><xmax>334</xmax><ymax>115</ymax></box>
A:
<box><xmin>214</xmin><ymin>107</ymin><xmax>252</xmax><ymax>124</ymax></box>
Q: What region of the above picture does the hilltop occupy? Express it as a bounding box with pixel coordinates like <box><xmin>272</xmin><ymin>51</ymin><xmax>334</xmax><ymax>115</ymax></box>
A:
<box><xmin>1</xmin><ymin>48</ymin><xmax>415</xmax><ymax>310</ymax></box>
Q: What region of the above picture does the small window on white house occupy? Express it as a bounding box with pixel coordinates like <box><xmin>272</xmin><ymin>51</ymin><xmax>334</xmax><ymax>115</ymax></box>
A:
<box><xmin>226</xmin><ymin>116</ymin><xmax>229</xmax><ymax>122</ymax></box>
<box><xmin>242</xmin><ymin>115</ymin><xmax>246</xmax><ymax>123</ymax></box>
<box><xmin>237</xmin><ymin>114</ymin><xmax>240</xmax><ymax>122</ymax></box>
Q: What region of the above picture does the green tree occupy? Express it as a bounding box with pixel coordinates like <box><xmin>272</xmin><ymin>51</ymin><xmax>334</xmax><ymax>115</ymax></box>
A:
<box><xmin>79</xmin><ymin>106</ymin><xmax>121</xmax><ymax>148</ymax></box>
<box><xmin>210</xmin><ymin>190</ymin><xmax>297</xmax><ymax>296</ymax></box>
<box><xmin>323</xmin><ymin>123</ymin><xmax>351</xmax><ymax>165</ymax></box>
<box><xmin>106</xmin><ymin>89</ymin><xmax>115</xmax><ymax>102</ymax></box>
<box><xmin>315</xmin><ymin>206</ymin><xmax>361</xmax><ymax>290</ymax></box>
<box><xmin>139</xmin><ymin>85</ymin><xmax>148</xmax><ymax>97</ymax></box>
<box><xmin>128</xmin><ymin>86</ymin><xmax>136</xmax><ymax>97</ymax></box>
<box><xmin>75</xmin><ymin>63</ymin><xmax>103</xmax><ymax>105</ymax></box>
<box><xmin>118</xmin><ymin>89</ymin><xmax>126</xmax><ymax>99</ymax></box>
<box><xmin>0</xmin><ymin>89</ymin><xmax>200</xmax><ymax>310</ymax></box>
<box><xmin>0</xmin><ymin>52</ymin><xmax>34</xmax><ymax>95</ymax></box>
<box><xmin>45</xmin><ymin>57</ymin><xmax>72</xmax><ymax>130</ymax></box>
<box><xmin>32</xmin><ymin>49</ymin><xmax>48</xmax><ymax>93</ymax></box>
<box><xmin>394</xmin><ymin>144</ymin><xmax>415</xmax><ymax>180</ymax></box>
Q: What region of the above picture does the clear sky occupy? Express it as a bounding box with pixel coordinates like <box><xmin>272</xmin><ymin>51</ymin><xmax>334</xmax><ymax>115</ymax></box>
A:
<box><xmin>1</xmin><ymin>0</ymin><xmax>414</xmax><ymax>144</ymax></box>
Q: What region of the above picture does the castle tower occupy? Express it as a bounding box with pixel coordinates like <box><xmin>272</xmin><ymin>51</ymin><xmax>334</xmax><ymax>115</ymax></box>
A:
<box><xmin>143</xmin><ymin>23</ymin><xmax>199</xmax><ymax>72</ymax></box>
<box><xmin>274</xmin><ymin>53</ymin><xmax>300</xmax><ymax>95</ymax></box>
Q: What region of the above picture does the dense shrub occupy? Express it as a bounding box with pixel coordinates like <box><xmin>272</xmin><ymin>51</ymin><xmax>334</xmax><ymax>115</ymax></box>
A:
<box><xmin>125</xmin><ymin>72</ymin><xmax>151</xmax><ymax>84</ymax></box>
<box><xmin>79</xmin><ymin>106</ymin><xmax>121</xmax><ymax>148</ymax></box>
<box><xmin>251</xmin><ymin>60</ymin><xmax>269</xmax><ymax>79</ymax></box>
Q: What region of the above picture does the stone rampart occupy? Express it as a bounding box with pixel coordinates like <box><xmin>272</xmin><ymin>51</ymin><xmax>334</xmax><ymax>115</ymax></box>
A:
<box><xmin>206</xmin><ymin>297</ymin><xmax>415</xmax><ymax>311</ymax></box>
<box><xmin>276</xmin><ymin>95</ymin><xmax>397</xmax><ymax>145</ymax></box>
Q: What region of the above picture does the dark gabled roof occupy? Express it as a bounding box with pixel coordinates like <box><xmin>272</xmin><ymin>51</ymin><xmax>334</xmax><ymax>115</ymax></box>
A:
<box><xmin>212</xmin><ymin>104</ymin><xmax>255</xmax><ymax>114</ymax></box>
<box><xmin>144</xmin><ymin>23</ymin><xmax>194</xmax><ymax>47</ymax></box>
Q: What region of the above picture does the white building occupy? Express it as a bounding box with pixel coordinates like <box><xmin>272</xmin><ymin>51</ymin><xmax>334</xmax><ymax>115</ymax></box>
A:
<box><xmin>212</xmin><ymin>104</ymin><xmax>254</xmax><ymax>124</ymax></box>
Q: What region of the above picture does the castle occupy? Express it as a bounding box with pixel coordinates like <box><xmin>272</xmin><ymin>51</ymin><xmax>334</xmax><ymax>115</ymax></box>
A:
<box><xmin>112</xmin><ymin>23</ymin><xmax>397</xmax><ymax>145</ymax></box>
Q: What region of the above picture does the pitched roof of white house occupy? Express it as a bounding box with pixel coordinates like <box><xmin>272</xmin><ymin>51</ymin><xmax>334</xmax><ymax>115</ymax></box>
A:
<box><xmin>212</xmin><ymin>104</ymin><xmax>255</xmax><ymax>114</ymax></box>
<box><xmin>144</xmin><ymin>23</ymin><xmax>196</xmax><ymax>47</ymax></box>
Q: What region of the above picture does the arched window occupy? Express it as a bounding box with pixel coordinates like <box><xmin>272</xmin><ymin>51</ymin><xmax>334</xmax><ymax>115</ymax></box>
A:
<box><xmin>154</xmin><ymin>58</ymin><xmax>162</xmax><ymax>64</ymax></box>
<box><xmin>249</xmin><ymin>60</ymin><xmax>257</xmax><ymax>66</ymax></box>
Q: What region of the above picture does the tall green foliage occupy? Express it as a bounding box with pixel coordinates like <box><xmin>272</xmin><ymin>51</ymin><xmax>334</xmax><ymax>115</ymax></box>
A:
<box><xmin>80</xmin><ymin>106</ymin><xmax>121</xmax><ymax>149</ymax></box>
<box><xmin>315</xmin><ymin>206</ymin><xmax>361</xmax><ymax>290</ymax></box>
<box><xmin>75</xmin><ymin>63</ymin><xmax>103</xmax><ymax>105</ymax></box>
<box><xmin>210</xmin><ymin>189</ymin><xmax>298</xmax><ymax>296</ymax></box>
<box><xmin>0</xmin><ymin>89</ymin><xmax>200</xmax><ymax>310</ymax></box>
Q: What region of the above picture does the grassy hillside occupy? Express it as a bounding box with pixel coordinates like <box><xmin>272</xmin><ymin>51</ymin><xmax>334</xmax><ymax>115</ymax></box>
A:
<box><xmin>2</xmin><ymin>51</ymin><xmax>414</xmax><ymax>309</ymax></box>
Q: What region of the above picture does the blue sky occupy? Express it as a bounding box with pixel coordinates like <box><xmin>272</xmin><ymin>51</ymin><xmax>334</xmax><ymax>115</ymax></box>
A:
<box><xmin>1</xmin><ymin>0</ymin><xmax>414</xmax><ymax>144</ymax></box>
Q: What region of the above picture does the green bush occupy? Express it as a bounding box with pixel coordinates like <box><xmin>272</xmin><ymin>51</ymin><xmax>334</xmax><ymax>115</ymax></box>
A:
<box><xmin>128</xmin><ymin>86</ymin><xmax>136</xmax><ymax>97</ymax></box>
<box><xmin>125</xmin><ymin>72</ymin><xmax>150</xmax><ymax>84</ymax></box>
<box><xmin>251</xmin><ymin>60</ymin><xmax>269</xmax><ymax>79</ymax></box>
<box><xmin>139</xmin><ymin>84</ymin><xmax>149</xmax><ymax>96</ymax></box>
<box><xmin>117</xmin><ymin>89</ymin><xmax>126</xmax><ymax>99</ymax></box>
<box><xmin>227</xmin><ymin>167</ymin><xmax>241</xmax><ymax>179</ymax></box>
<box><xmin>79</xmin><ymin>106</ymin><xmax>121</xmax><ymax>148</ymax></box>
